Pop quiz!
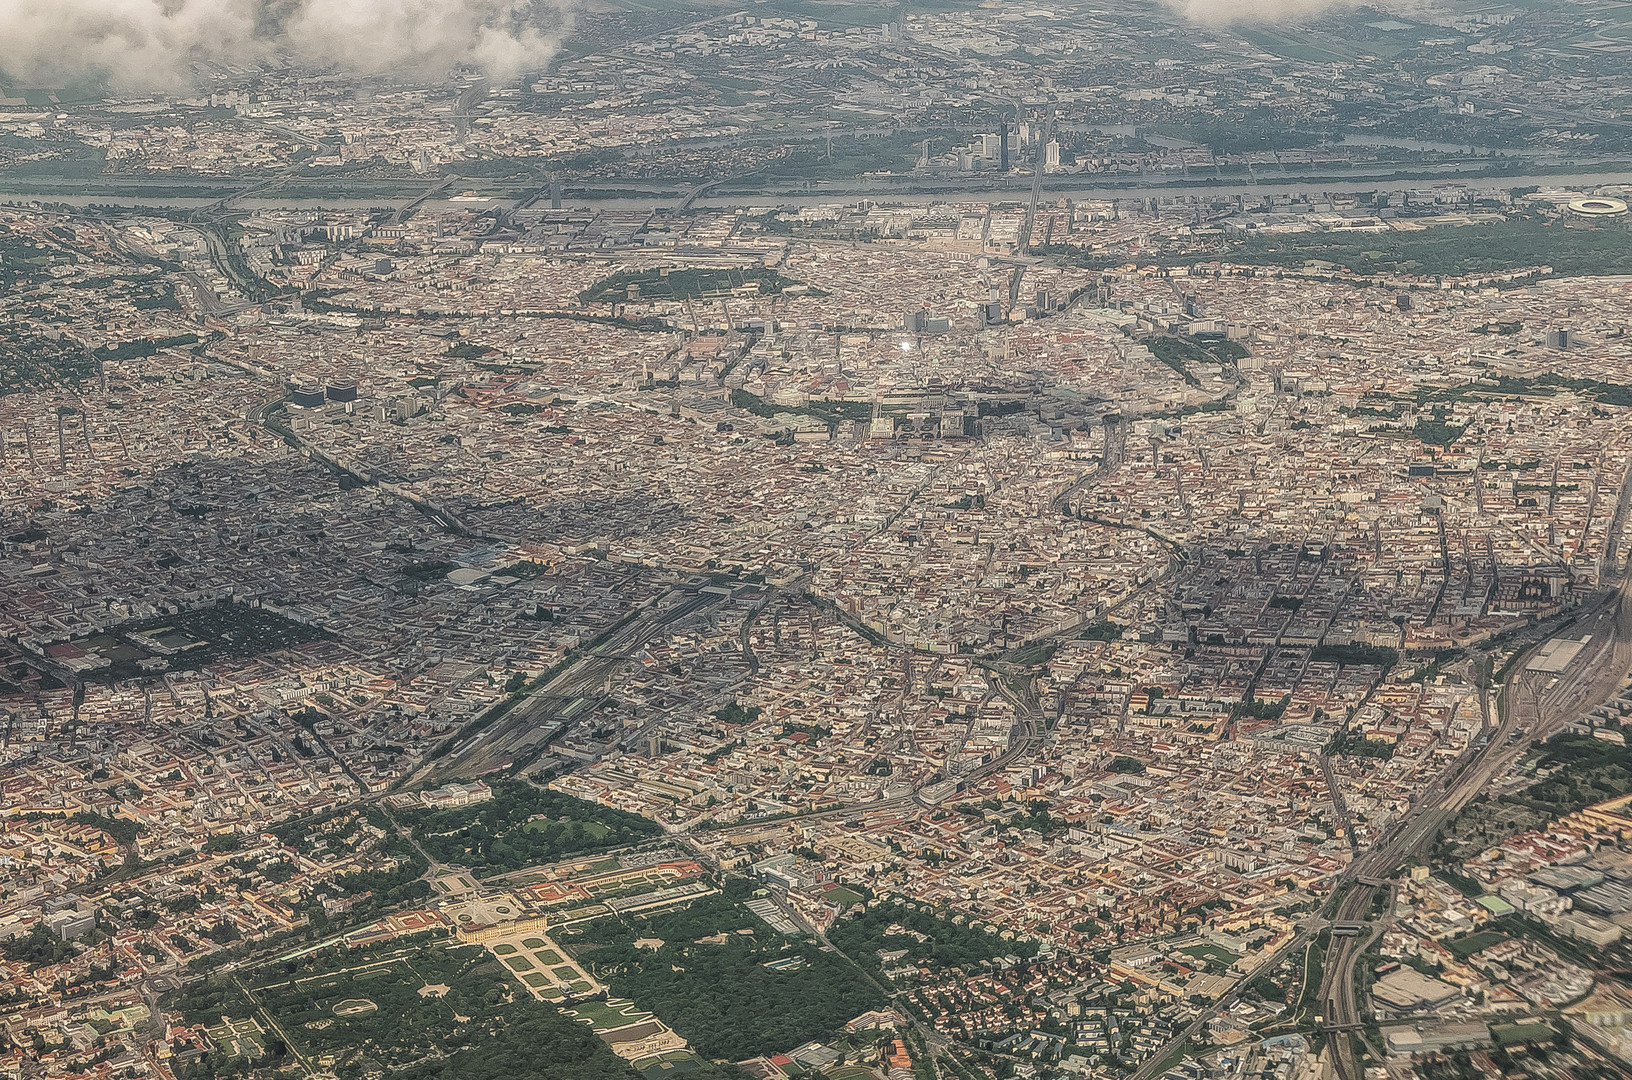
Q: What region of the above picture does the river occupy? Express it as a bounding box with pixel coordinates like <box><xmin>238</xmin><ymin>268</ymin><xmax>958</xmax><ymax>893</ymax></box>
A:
<box><xmin>3</xmin><ymin>168</ymin><xmax>1629</xmax><ymax>215</ymax></box>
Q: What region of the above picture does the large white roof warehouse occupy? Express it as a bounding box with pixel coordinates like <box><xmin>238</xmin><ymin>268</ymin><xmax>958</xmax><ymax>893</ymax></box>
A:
<box><xmin>1527</xmin><ymin>636</ymin><xmax>1593</xmax><ymax>674</ymax></box>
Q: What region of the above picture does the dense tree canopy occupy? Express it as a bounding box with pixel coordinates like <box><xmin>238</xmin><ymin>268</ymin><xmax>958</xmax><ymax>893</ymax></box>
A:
<box><xmin>403</xmin><ymin>780</ymin><xmax>661</xmax><ymax>874</ymax></box>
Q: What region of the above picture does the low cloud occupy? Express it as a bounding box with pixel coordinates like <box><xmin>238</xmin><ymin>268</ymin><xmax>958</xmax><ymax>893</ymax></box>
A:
<box><xmin>1165</xmin><ymin>0</ymin><xmax>1359</xmax><ymax>23</ymax></box>
<box><xmin>0</xmin><ymin>0</ymin><xmax>570</xmax><ymax>91</ymax></box>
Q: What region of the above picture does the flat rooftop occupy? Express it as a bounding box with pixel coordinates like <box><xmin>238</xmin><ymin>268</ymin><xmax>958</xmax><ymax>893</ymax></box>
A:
<box><xmin>1527</xmin><ymin>636</ymin><xmax>1592</xmax><ymax>674</ymax></box>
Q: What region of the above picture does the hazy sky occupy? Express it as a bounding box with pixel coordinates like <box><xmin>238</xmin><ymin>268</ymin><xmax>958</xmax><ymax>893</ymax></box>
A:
<box><xmin>0</xmin><ymin>0</ymin><xmax>572</xmax><ymax>90</ymax></box>
<box><xmin>1169</xmin><ymin>0</ymin><xmax>1359</xmax><ymax>22</ymax></box>
<box><xmin>0</xmin><ymin>0</ymin><xmax>1369</xmax><ymax>92</ymax></box>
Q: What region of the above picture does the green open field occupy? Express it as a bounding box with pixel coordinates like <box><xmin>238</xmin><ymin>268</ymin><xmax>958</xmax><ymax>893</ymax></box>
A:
<box><xmin>205</xmin><ymin>1018</ymin><xmax>265</xmax><ymax>1060</ymax></box>
<box><xmin>635</xmin><ymin>1050</ymin><xmax>709</xmax><ymax>1078</ymax></box>
<box><xmin>1492</xmin><ymin>1021</ymin><xmax>1555</xmax><ymax>1047</ymax></box>
<box><xmin>567</xmin><ymin>998</ymin><xmax>656</xmax><ymax>1032</ymax></box>
<box><xmin>350</xmin><ymin>967</ymin><xmax>399</xmax><ymax>982</ymax></box>
<box><xmin>1178</xmin><ymin>942</ymin><xmax>1241</xmax><ymax>967</ymax></box>
<box><xmin>1447</xmin><ymin>931</ymin><xmax>1509</xmax><ymax>959</ymax></box>
<box><xmin>525</xmin><ymin>817</ymin><xmax>610</xmax><ymax>840</ymax></box>
<box><xmin>824</xmin><ymin>886</ymin><xmax>865</xmax><ymax>908</ymax></box>
<box><xmin>1236</xmin><ymin>25</ymin><xmax>1379</xmax><ymax>63</ymax></box>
